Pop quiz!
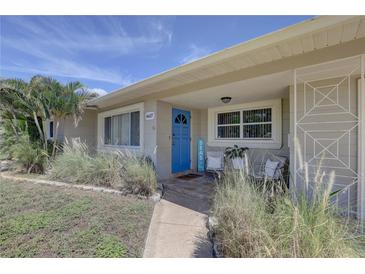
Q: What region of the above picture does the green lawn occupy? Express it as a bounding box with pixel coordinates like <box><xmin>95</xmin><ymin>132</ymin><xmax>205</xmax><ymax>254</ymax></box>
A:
<box><xmin>0</xmin><ymin>178</ymin><xmax>154</xmax><ymax>257</ymax></box>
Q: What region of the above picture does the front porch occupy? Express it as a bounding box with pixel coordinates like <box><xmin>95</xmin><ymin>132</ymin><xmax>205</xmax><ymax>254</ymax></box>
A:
<box><xmin>156</xmin><ymin>69</ymin><xmax>291</xmax><ymax>180</ymax></box>
<box><xmin>154</xmin><ymin>55</ymin><xmax>364</xmax><ymax>221</ymax></box>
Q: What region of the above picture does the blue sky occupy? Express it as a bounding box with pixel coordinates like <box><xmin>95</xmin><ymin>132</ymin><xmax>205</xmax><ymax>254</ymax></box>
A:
<box><xmin>0</xmin><ymin>16</ymin><xmax>313</xmax><ymax>95</ymax></box>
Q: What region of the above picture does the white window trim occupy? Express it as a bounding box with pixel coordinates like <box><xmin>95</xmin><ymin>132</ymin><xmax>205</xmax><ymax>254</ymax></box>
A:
<box><xmin>97</xmin><ymin>102</ymin><xmax>144</xmax><ymax>151</ymax></box>
<box><xmin>207</xmin><ymin>99</ymin><xmax>282</xmax><ymax>149</ymax></box>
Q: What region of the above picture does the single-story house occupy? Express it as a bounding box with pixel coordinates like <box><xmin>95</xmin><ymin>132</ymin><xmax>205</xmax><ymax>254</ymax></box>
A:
<box><xmin>49</xmin><ymin>16</ymin><xmax>365</xmax><ymax>220</ymax></box>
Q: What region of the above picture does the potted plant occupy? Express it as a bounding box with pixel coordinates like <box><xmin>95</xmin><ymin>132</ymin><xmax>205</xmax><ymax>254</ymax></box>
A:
<box><xmin>224</xmin><ymin>145</ymin><xmax>248</xmax><ymax>170</ymax></box>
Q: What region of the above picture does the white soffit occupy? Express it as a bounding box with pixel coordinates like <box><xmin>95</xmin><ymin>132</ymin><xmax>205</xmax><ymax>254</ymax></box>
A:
<box><xmin>161</xmin><ymin>70</ymin><xmax>292</xmax><ymax>109</ymax></box>
<box><xmin>91</xmin><ymin>16</ymin><xmax>365</xmax><ymax>107</ymax></box>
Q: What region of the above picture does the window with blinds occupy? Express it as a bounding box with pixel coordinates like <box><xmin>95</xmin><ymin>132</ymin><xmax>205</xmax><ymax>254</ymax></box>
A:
<box><xmin>216</xmin><ymin>108</ymin><xmax>272</xmax><ymax>139</ymax></box>
<box><xmin>104</xmin><ymin>111</ymin><xmax>140</xmax><ymax>146</ymax></box>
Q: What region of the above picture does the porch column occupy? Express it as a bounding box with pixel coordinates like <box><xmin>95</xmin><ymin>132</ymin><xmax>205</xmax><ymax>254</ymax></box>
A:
<box><xmin>293</xmin><ymin>69</ymin><xmax>297</xmax><ymax>190</ymax></box>
<box><xmin>359</xmin><ymin>54</ymin><xmax>365</xmax><ymax>222</ymax></box>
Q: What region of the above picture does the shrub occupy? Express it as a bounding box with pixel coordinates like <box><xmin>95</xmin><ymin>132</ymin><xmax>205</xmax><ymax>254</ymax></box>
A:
<box><xmin>272</xmin><ymin>172</ymin><xmax>364</xmax><ymax>257</ymax></box>
<box><xmin>10</xmin><ymin>135</ymin><xmax>48</xmax><ymax>174</ymax></box>
<box><xmin>213</xmin><ymin>171</ymin><xmax>274</xmax><ymax>257</ymax></box>
<box><xmin>49</xmin><ymin>139</ymin><xmax>157</xmax><ymax>196</ymax></box>
<box><xmin>121</xmin><ymin>153</ymin><xmax>157</xmax><ymax>196</ymax></box>
<box><xmin>49</xmin><ymin>139</ymin><xmax>124</xmax><ymax>189</ymax></box>
<box><xmin>213</xmin><ymin>169</ymin><xmax>365</xmax><ymax>258</ymax></box>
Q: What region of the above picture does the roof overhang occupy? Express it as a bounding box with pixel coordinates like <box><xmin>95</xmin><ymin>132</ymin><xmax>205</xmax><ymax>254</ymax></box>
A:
<box><xmin>90</xmin><ymin>16</ymin><xmax>365</xmax><ymax>109</ymax></box>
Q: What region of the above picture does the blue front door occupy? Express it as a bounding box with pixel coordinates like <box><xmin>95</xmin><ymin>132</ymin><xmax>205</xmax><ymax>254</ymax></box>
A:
<box><xmin>172</xmin><ymin>108</ymin><xmax>191</xmax><ymax>173</ymax></box>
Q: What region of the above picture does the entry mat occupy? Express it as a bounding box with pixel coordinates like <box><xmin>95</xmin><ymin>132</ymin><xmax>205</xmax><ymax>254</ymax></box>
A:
<box><xmin>176</xmin><ymin>173</ymin><xmax>203</xmax><ymax>180</ymax></box>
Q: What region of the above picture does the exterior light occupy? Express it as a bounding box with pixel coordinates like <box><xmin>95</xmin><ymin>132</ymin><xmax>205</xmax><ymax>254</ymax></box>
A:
<box><xmin>221</xmin><ymin>96</ymin><xmax>232</xmax><ymax>104</ymax></box>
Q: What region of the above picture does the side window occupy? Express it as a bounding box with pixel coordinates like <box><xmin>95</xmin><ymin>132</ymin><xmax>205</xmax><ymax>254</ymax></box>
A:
<box><xmin>49</xmin><ymin>121</ymin><xmax>54</xmax><ymax>138</ymax></box>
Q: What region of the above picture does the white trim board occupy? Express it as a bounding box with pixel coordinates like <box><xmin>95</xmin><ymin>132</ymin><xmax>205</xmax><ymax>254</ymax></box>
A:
<box><xmin>358</xmin><ymin>64</ymin><xmax>365</xmax><ymax>221</ymax></box>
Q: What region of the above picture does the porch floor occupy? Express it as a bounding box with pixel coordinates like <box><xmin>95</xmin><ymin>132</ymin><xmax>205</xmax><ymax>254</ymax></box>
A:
<box><xmin>143</xmin><ymin>175</ymin><xmax>215</xmax><ymax>258</ymax></box>
<box><xmin>163</xmin><ymin>175</ymin><xmax>215</xmax><ymax>214</ymax></box>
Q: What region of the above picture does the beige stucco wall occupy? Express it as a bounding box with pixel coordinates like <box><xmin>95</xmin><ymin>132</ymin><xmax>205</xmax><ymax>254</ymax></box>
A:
<box><xmin>63</xmin><ymin>109</ymin><xmax>97</xmax><ymax>150</ymax></box>
<box><xmin>75</xmin><ymin>96</ymin><xmax>290</xmax><ymax>180</ymax></box>
<box><xmin>143</xmin><ymin>100</ymin><xmax>158</xmax><ymax>163</ymax></box>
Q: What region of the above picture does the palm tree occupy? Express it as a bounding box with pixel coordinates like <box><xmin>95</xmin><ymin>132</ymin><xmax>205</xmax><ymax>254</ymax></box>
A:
<box><xmin>1</xmin><ymin>76</ymin><xmax>94</xmax><ymax>157</ymax></box>
<box><xmin>0</xmin><ymin>80</ymin><xmax>23</xmax><ymax>139</ymax></box>
<box><xmin>48</xmin><ymin>81</ymin><xmax>93</xmax><ymax>157</ymax></box>
<box><xmin>0</xmin><ymin>77</ymin><xmax>50</xmax><ymax>148</ymax></box>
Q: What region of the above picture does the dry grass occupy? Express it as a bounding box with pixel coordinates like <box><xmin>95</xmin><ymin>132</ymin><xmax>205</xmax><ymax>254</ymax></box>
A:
<box><xmin>49</xmin><ymin>139</ymin><xmax>157</xmax><ymax>196</ymax></box>
<box><xmin>213</xmin><ymin>169</ymin><xmax>365</xmax><ymax>258</ymax></box>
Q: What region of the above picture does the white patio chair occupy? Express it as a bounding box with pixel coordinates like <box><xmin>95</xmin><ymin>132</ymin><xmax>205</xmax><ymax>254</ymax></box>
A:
<box><xmin>205</xmin><ymin>151</ymin><xmax>225</xmax><ymax>179</ymax></box>
<box><xmin>254</xmin><ymin>155</ymin><xmax>288</xmax><ymax>181</ymax></box>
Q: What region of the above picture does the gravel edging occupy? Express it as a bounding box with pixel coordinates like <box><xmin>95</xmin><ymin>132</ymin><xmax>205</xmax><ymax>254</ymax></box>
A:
<box><xmin>206</xmin><ymin>216</ymin><xmax>223</xmax><ymax>258</ymax></box>
<box><xmin>149</xmin><ymin>181</ymin><xmax>164</xmax><ymax>202</ymax></box>
<box><xmin>0</xmin><ymin>172</ymin><xmax>160</xmax><ymax>201</ymax></box>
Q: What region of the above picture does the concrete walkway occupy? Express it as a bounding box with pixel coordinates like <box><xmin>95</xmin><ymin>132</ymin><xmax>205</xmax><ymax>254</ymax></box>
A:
<box><xmin>143</xmin><ymin>176</ymin><xmax>214</xmax><ymax>258</ymax></box>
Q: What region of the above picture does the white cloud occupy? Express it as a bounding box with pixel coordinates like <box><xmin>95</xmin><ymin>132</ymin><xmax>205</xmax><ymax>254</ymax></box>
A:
<box><xmin>86</xmin><ymin>88</ymin><xmax>108</xmax><ymax>97</ymax></box>
<box><xmin>180</xmin><ymin>44</ymin><xmax>211</xmax><ymax>64</ymax></box>
<box><xmin>3</xmin><ymin>16</ymin><xmax>174</xmax><ymax>56</ymax></box>
<box><xmin>1</xmin><ymin>16</ymin><xmax>174</xmax><ymax>85</ymax></box>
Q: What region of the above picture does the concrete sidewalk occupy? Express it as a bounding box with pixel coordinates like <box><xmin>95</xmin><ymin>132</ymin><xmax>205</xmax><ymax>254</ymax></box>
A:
<box><xmin>143</xmin><ymin>199</ymin><xmax>212</xmax><ymax>258</ymax></box>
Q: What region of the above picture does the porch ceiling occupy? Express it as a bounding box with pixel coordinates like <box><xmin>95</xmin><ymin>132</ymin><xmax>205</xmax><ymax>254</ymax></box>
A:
<box><xmin>161</xmin><ymin>70</ymin><xmax>291</xmax><ymax>109</ymax></box>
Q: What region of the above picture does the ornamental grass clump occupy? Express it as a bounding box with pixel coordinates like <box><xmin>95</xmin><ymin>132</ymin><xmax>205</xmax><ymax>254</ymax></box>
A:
<box><xmin>271</xmin><ymin>170</ymin><xmax>364</xmax><ymax>257</ymax></box>
<box><xmin>50</xmin><ymin>139</ymin><xmax>157</xmax><ymax>196</ymax></box>
<box><xmin>213</xmin><ymin>166</ymin><xmax>365</xmax><ymax>258</ymax></box>
<box><xmin>120</xmin><ymin>152</ymin><xmax>157</xmax><ymax>196</ymax></box>
<box><xmin>213</xmin><ymin>171</ymin><xmax>275</xmax><ymax>257</ymax></box>
<box><xmin>49</xmin><ymin>139</ymin><xmax>123</xmax><ymax>189</ymax></box>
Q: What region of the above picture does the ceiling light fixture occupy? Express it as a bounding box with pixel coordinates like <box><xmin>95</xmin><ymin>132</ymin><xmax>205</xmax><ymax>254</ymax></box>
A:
<box><xmin>221</xmin><ymin>96</ymin><xmax>232</xmax><ymax>104</ymax></box>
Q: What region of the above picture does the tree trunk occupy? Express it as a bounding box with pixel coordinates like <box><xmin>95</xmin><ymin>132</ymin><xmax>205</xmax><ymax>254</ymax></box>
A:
<box><xmin>32</xmin><ymin>111</ymin><xmax>46</xmax><ymax>150</ymax></box>
<box><xmin>9</xmin><ymin>112</ymin><xmax>19</xmax><ymax>140</ymax></box>
<box><xmin>9</xmin><ymin>119</ymin><xmax>19</xmax><ymax>139</ymax></box>
<box><xmin>52</xmin><ymin>119</ymin><xmax>60</xmax><ymax>158</ymax></box>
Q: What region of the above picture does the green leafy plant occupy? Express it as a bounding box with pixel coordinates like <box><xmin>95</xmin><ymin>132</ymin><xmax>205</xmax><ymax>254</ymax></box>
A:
<box><xmin>95</xmin><ymin>235</ymin><xmax>128</xmax><ymax>258</ymax></box>
<box><xmin>10</xmin><ymin>135</ymin><xmax>48</xmax><ymax>174</ymax></box>
<box><xmin>224</xmin><ymin>145</ymin><xmax>248</xmax><ymax>159</ymax></box>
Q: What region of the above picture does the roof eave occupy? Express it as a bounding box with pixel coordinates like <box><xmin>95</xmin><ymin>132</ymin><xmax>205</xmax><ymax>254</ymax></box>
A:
<box><xmin>88</xmin><ymin>15</ymin><xmax>358</xmax><ymax>106</ymax></box>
